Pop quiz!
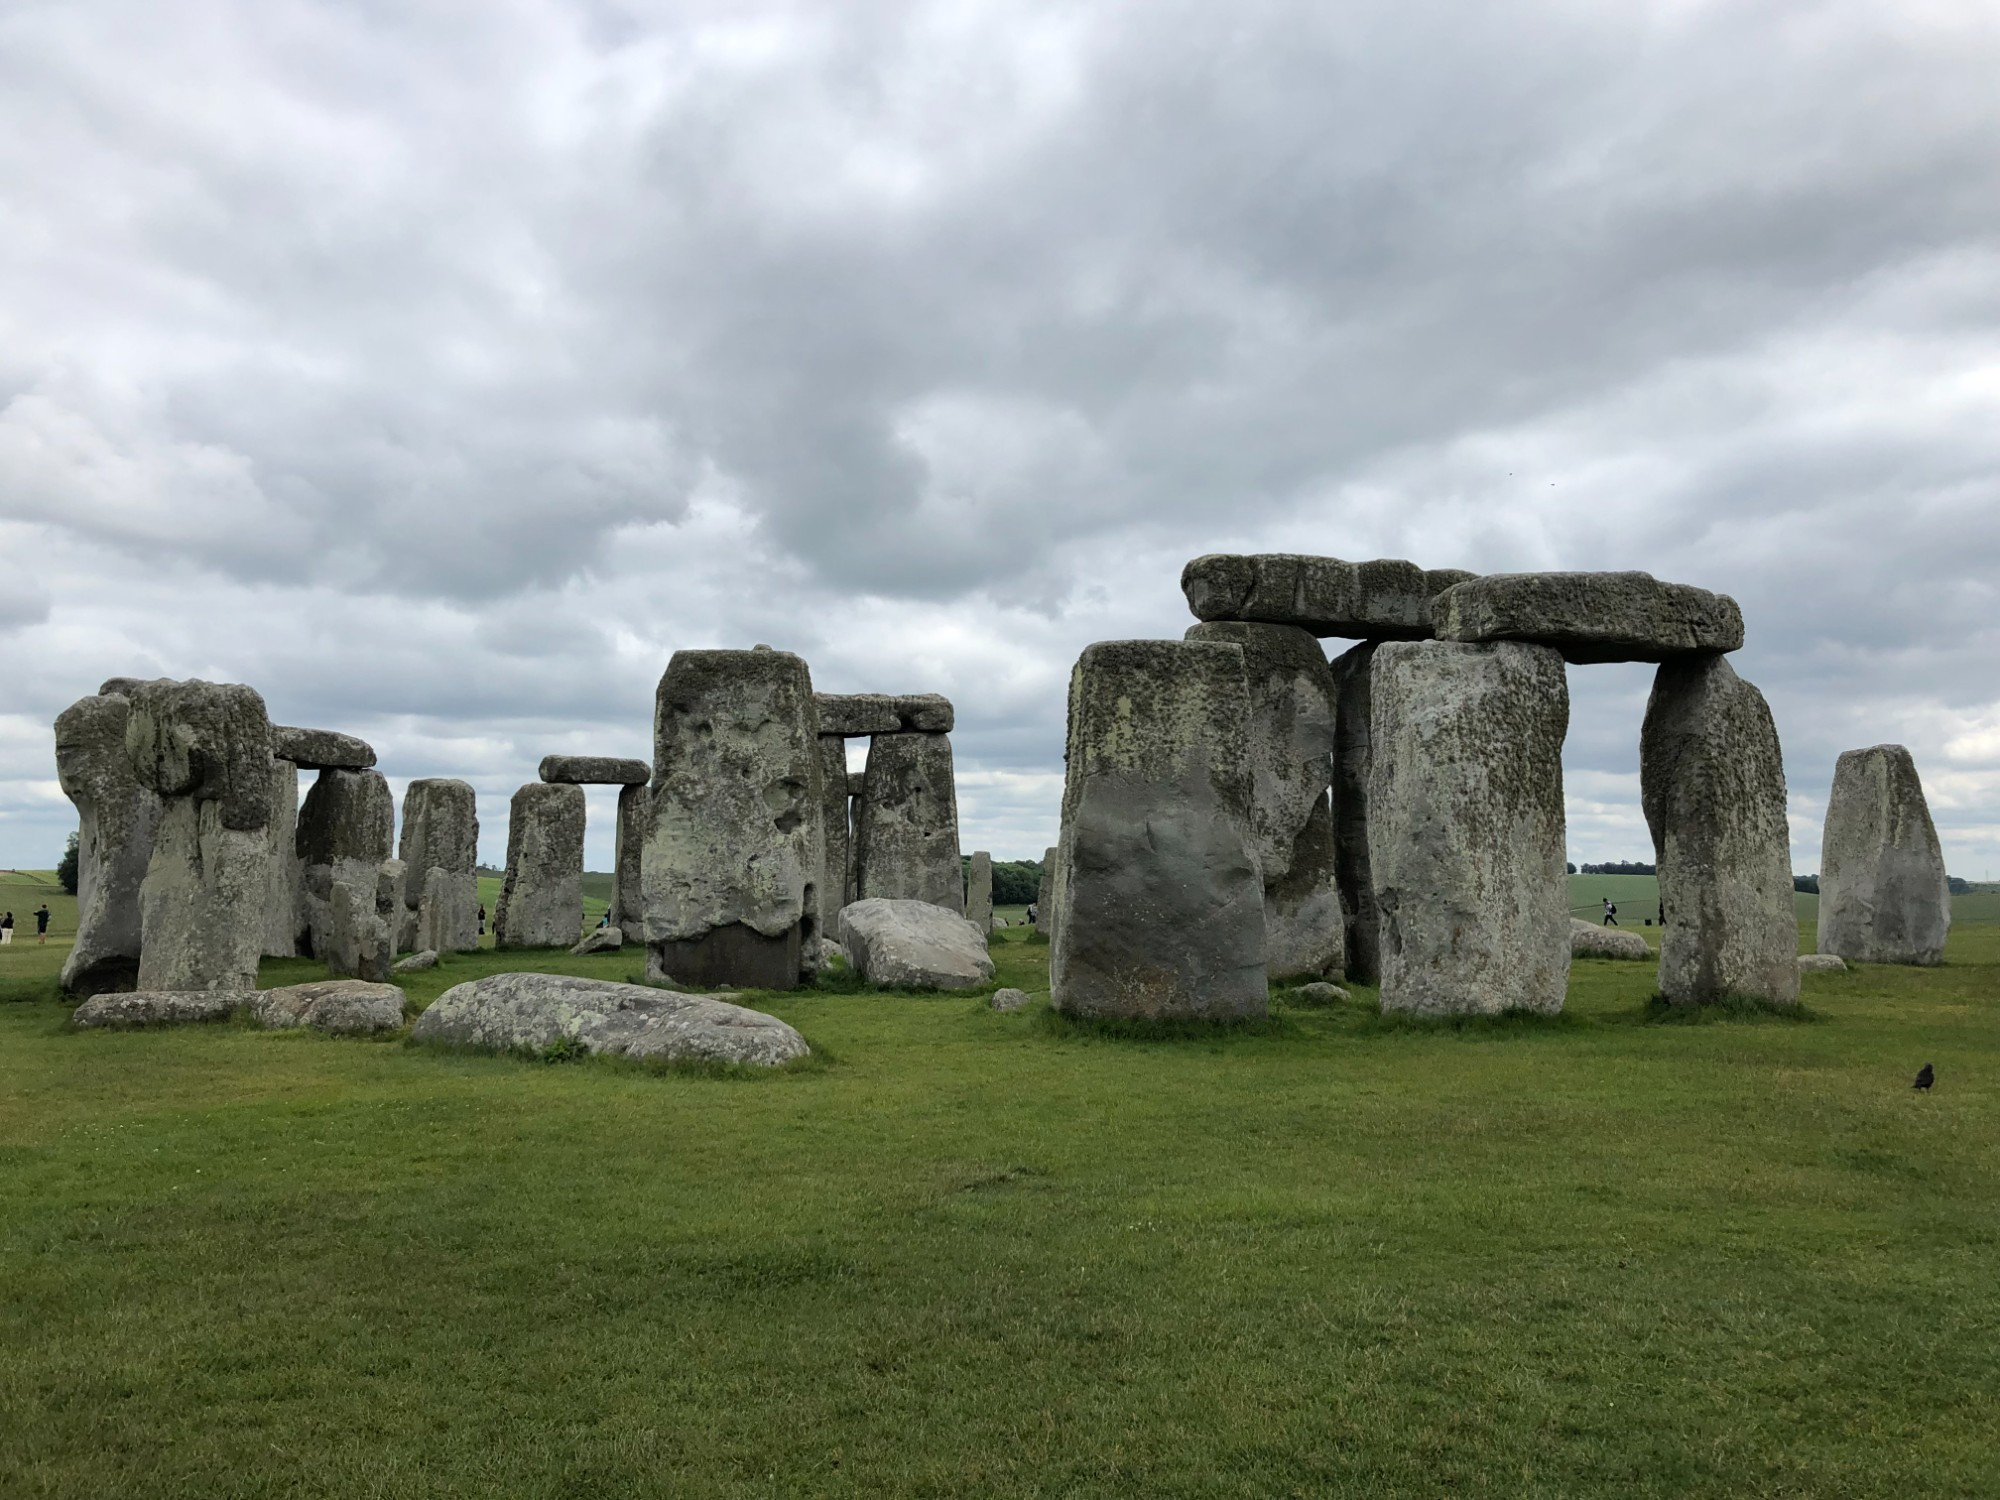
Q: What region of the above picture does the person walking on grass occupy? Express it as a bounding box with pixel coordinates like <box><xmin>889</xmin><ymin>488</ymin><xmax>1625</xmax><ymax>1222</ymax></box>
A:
<box><xmin>1</xmin><ymin>911</ymin><xmax>12</xmax><ymax>944</ymax></box>
<box><xmin>34</xmin><ymin>904</ymin><xmax>50</xmax><ymax>944</ymax></box>
<box><xmin>1602</xmin><ymin>897</ymin><xmax>1618</xmax><ymax>926</ymax></box>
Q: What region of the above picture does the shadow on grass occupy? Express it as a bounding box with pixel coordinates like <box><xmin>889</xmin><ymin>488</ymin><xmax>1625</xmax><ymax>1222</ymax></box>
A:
<box><xmin>1636</xmin><ymin>993</ymin><xmax>1822</xmax><ymax>1026</ymax></box>
<box><xmin>1032</xmin><ymin>1006</ymin><xmax>1303</xmax><ymax>1045</ymax></box>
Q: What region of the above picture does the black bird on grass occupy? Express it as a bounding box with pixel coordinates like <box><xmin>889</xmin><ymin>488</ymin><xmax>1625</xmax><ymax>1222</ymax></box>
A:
<box><xmin>1913</xmin><ymin>1063</ymin><xmax>1935</xmax><ymax>1091</ymax></box>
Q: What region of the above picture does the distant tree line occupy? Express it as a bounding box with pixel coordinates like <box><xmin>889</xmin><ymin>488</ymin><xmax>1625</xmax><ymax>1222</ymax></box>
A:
<box><xmin>1579</xmin><ymin>861</ymin><xmax>1656</xmax><ymax>876</ymax></box>
<box><xmin>1794</xmin><ymin>874</ymin><xmax>1819</xmax><ymax>894</ymax></box>
<box><xmin>58</xmin><ymin>831</ymin><xmax>80</xmax><ymax>896</ymax></box>
<box><xmin>962</xmin><ymin>857</ymin><xmax>1045</xmax><ymax>906</ymax></box>
<box><xmin>1948</xmin><ymin>876</ymin><xmax>1973</xmax><ymax>895</ymax></box>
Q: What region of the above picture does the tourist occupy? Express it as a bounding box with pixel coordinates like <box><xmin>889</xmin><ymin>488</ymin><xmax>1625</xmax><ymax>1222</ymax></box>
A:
<box><xmin>0</xmin><ymin>911</ymin><xmax>12</xmax><ymax>944</ymax></box>
<box><xmin>1602</xmin><ymin>897</ymin><xmax>1618</xmax><ymax>926</ymax></box>
<box><xmin>478</xmin><ymin>904</ymin><xmax>487</xmax><ymax>937</ymax></box>
<box><xmin>35</xmin><ymin>904</ymin><xmax>51</xmax><ymax>943</ymax></box>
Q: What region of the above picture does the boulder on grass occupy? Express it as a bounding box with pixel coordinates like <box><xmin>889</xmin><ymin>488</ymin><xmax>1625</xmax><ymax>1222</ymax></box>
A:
<box><xmin>393</xmin><ymin>950</ymin><xmax>440</xmax><ymax>973</ymax></box>
<box><xmin>990</xmin><ymin>988</ymin><xmax>1032</xmax><ymax>1012</ymax></box>
<box><xmin>253</xmin><ymin>980</ymin><xmax>405</xmax><ymax>1035</ymax></box>
<box><xmin>71</xmin><ymin>991</ymin><xmax>241</xmax><ymax>1029</ymax></box>
<box><xmin>410</xmin><ymin>974</ymin><xmax>809</xmax><ymax>1066</ymax></box>
<box><xmin>838</xmin><ymin>898</ymin><xmax>995</xmax><ymax>989</ymax></box>
<box><xmin>571</xmin><ymin>926</ymin><xmax>624</xmax><ymax>955</ymax></box>
<box><xmin>1570</xmin><ymin>919</ymin><xmax>1651</xmax><ymax>961</ymax></box>
<box><xmin>1798</xmin><ymin>953</ymin><xmax>1849</xmax><ymax>974</ymax></box>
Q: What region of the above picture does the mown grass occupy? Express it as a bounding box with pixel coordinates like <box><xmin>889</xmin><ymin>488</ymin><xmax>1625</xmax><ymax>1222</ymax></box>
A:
<box><xmin>1</xmin><ymin>913</ymin><xmax>1997</xmax><ymax>1497</ymax></box>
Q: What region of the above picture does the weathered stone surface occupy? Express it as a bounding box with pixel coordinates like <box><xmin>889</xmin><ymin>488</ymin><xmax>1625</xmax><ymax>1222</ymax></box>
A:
<box><xmin>416</xmin><ymin>866</ymin><xmax>477</xmax><ymax>957</ymax></box>
<box><xmin>1431</xmin><ymin>572</ymin><xmax>1744</xmax><ymax>664</ymax></box>
<box><xmin>125</xmin><ymin>679</ymin><xmax>274</xmax><ymax>832</ymax></box>
<box><xmin>538</xmin><ymin>755</ymin><xmax>650</xmax><ymax>786</ymax></box>
<box><xmin>1038</xmin><ymin>845</ymin><xmax>1058</xmax><ymax>943</ymax></box>
<box><xmin>1816</xmin><ymin>745</ymin><xmax>1952</xmax><ymax>967</ymax></box>
<box><xmin>253</xmin><ymin>979</ymin><xmax>405</xmax><ymax>1035</ymax></box>
<box><xmin>1369</xmin><ymin>641</ymin><xmax>1570</xmax><ymax>1016</ymax></box>
<box><xmin>56</xmin><ymin>693</ymin><xmax>161</xmax><ymax>997</ymax></box>
<box><xmin>411</xmin><ymin>974</ymin><xmax>809</xmax><ymax>1067</ymax></box>
<box><xmin>398</xmin><ymin>778</ymin><xmax>479</xmax><ymax>953</ymax></box>
<box><xmin>1328</xmin><ymin>642</ymin><xmax>1383</xmax><ymax>982</ymax></box>
<box><xmin>1182</xmin><ymin>553</ymin><xmax>1474</xmax><ymax>640</ymax></box>
<box><xmin>644</xmin><ymin>649</ymin><xmax>823</xmax><ymax>990</ymax></box>
<box><xmin>571</xmin><ymin>925</ymin><xmax>624</xmax><ymax>955</ymax></box>
<box><xmin>816</xmin><ymin>693</ymin><xmax>955</xmax><ymax>736</ymax></box>
<box><xmin>494</xmin><ymin>782</ymin><xmax>585</xmax><ymax>949</ymax></box>
<box><xmin>990</xmin><ymin>987</ymin><xmax>1031</xmax><ymax>1012</ymax></box>
<box><xmin>98</xmin><ymin>676</ymin><xmax>162</xmax><ymax>698</ymax></box>
<box><xmin>393</xmin><ymin>949</ymin><xmax>439</xmax><ymax>973</ymax></box>
<box><xmin>327</xmin><ymin>877</ymin><xmax>392</xmax><ymax>982</ymax></box>
<box><xmin>1187</xmin><ymin>621</ymin><xmax>1345</xmax><ymax>980</ymax></box>
<box><xmin>272</xmin><ymin>725</ymin><xmax>376</xmax><ymax>771</ymax></box>
<box><xmin>1051</xmin><ymin>640</ymin><xmax>1267</xmax><ymax>1020</ymax></box>
<box><xmin>1798</xmin><ymin>953</ymin><xmax>1848</xmax><ymax>974</ymax></box>
<box><xmin>803</xmin><ymin>935</ymin><xmax>850</xmax><ymax>973</ymax></box>
<box><xmin>966</xmin><ymin>850</ymin><xmax>993</xmax><ymax>934</ymax></box>
<box><xmin>853</xmin><ymin>733</ymin><xmax>963</xmax><ymax>913</ymax></box>
<box><xmin>260</xmin><ymin>759</ymin><xmax>301</xmax><ymax>959</ymax></box>
<box><xmin>1641</xmin><ymin>656</ymin><xmax>1799</xmax><ymax>1007</ymax></box>
<box><xmin>1292</xmin><ymin>981</ymin><xmax>1351</xmax><ymax>1006</ymax></box>
<box><xmin>611</xmin><ymin>783</ymin><xmax>648</xmax><ymax>943</ymax></box>
<box><xmin>296</xmin><ymin>768</ymin><xmax>395</xmax><ymax>959</ymax></box>
<box><xmin>1570</xmin><ymin>918</ymin><xmax>1651</xmax><ymax>961</ymax></box>
<box><xmin>71</xmin><ymin>990</ymin><xmax>240</xmax><ymax>1028</ymax></box>
<box><xmin>837</xmin><ymin>898</ymin><xmax>994</xmax><ymax>989</ymax></box>
<box><xmin>818</xmin><ymin>736</ymin><xmax>851</xmax><ymax>935</ymax></box>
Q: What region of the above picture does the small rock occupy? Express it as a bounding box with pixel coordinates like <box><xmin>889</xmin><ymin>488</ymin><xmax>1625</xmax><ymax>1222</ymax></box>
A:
<box><xmin>803</xmin><ymin>935</ymin><xmax>850</xmax><ymax>973</ymax></box>
<box><xmin>393</xmin><ymin>949</ymin><xmax>439</xmax><ymax>973</ymax></box>
<box><xmin>837</xmin><ymin>898</ymin><xmax>995</xmax><ymax>989</ymax></box>
<box><xmin>1797</xmin><ymin>953</ymin><xmax>1849</xmax><ymax>974</ymax></box>
<box><xmin>571</xmin><ymin>926</ymin><xmax>625</xmax><ymax>955</ymax></box>
<box><xmin>71</xmin><ymin>990</ymin><xmax>243</xmax><ymax>1029</ymax></box>
<box><xmin>253</xmin><ymin>980</ymin><xmax>406</xmax><ymax>1035</ymax></box>
<box><xmin>1291</xmin><ymin>981</ymin><xmax>1351</xmax><ymax>1005</ymax></box>
<box><xmin>990</xmin><ymin>987</ymin><xmax>1032</xmax><ymax>1012</ymax></box>
<box><xmin>1570</xmin><ymin>919</ymin><xmax>1652</xmax><ymax>961</ymax></box>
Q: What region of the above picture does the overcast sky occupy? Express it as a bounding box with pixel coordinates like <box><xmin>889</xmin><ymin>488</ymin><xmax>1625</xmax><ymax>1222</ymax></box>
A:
<box><xmin>3</xmin><ymin>0</ymin><xmax>1998</xmax><ymax>876</ymax></box>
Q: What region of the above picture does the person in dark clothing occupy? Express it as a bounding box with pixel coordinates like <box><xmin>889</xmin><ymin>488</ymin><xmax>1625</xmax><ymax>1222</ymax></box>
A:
<box><xmin>34</xmin><ymin>904</ymin><xmax>50</xmax><ymax>943</ymax></box>
<box><xmin>0</xmin><ymin>911</ymin><xmax>12</xmax><ymax>945</ymax></box>
<box><xmin>478</xmin><ymin>904</ymin><xmax>487</xmax><ymax>938</ymax></box>
<box><xmin>1601</xmin><ymin>897</ymin><xmax>1618</xmax><ymax>926</ymax></box>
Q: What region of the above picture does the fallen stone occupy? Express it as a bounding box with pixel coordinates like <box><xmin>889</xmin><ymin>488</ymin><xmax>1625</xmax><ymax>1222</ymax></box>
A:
<box><xmin>272</xmin><ymin>725</ymin><xmax>377</xmax><ymax>771</ymax></box>
<box><xmin>55</xmin><ymin>692</ymin><xmax>161</xmax><ymax>997</ymax></box>
<box><xmin>1181</xmin><ymin>553</ymin><xmax>1474</xmax><ymax>640</ymax></box>
<box><xmin>644</xmin><ymin>648</ymin><xmax>822</xmax><ymax>989</ymax></box>
<box><xmin>1816</xmin><ymin>745</ymin><xmax>1952</xmax><ymax>966</ymax></box>
<box><xmin>816</xmin><ymin>693</ymin><xmax>955</xmax><ymax>736</ymax></box>
<box><xmin>1798</xmin><ymin>953</ymin><xmax>1849</xmax><ymax>974</ymax></box>
<box><xmin>992</xmin><ymin>916</ymin><xmax>1009</xmax><ymax>928</ymax></box>
<box><xmin>253</xmin><ymin>979</ymin><xmax>405</xmax><ymax>1035</ymax></box>
<box><xmin>990</xmin><ymin>987</ymin><xmax>1032</xmax><ymax>1012</ymax></box>
<box><xmin>71</xmin><ymin>990</ymin><xmax>240</xmax><ymax>1029</ymax></box>
<box><xmin>1051</xmin><ymin>639</ymin><xmax>1267</xmax><ymax>1021</ymax></box>
<box><xmin>1291</xmin><ymin>981</ymin><xmax>1351</xmax><ymax>1006</ymax></box>
<box><xmin>966</xmin><ymin>850</ymin><xmax>994</xmax><ymax>934</ymax></box>
<box><xmin>1641</xmin><ymin>655</ymin><xmax>1799</xmax><ymax>1007</ymax></box>
<box><xmin>1369</xmin><ymin>641</ymin><xmax>1571</xmax><ymax>1016</ymax></box>
<box><xmin>1431</xmin><ymin>572</ymin><xmax>1744</xmax><ymax>664</ymax></box>
<box><xmin>1570</xmin><ymin>918</ymin><xmax>1651</xmax><ymax>961</ymax></box>
<box><xmin>538</xmin><ymin>755</ymin><xmax>650</xmax><ymax>786</ymax></box>
<box><xmin>393</xmin><ymin>949</ymin><xmax>439</xmax><ymax>973</ymax></box>
<box><xmin>838</xmin><ymin>898</ymin><xmax>995</xmax><ymax>989</ymax></box>
<box><xmin>852</xmin><ymin>733</ymin><xmax>964</xmax><ymax>913</ymax></box>
<box><xmin>410</xmin><ymin>974</ymin><xmax>809</xmax><ymax>1067</ymax></box>
<box><xmin>571</xmin><ymin>925</ymin><xmax>625</xmax><ymax>955</ymax></box>
<box><xmin>495</xmin><ymin>782</ymin><xmax>586</xmax><ymax>949</ymax></box>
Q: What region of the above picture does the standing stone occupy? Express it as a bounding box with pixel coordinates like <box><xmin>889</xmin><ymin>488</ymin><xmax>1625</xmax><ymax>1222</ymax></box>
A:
<box><xmin>1050</xmin><ymin>640</ymin><xmax>1267</xmax><ymax>1021</ymax></box>
<box><xmin>327</xmin><ymin>875</ymin><xmax>392</xmax><ymax>982</ymax></box>
<box><xmin>1037</xmin><ymin>844</ymin><xmax>1059</xmax><ymax>944</ymax></box>
<box><xmin>643</xmin><ymin>649</ymin><xmax>823</xmax><ymax>989</ymax></box>
<box><xmin>818</xmin><ymin>736</ymin><xmax>852</xmax><ymax>937</ymax></box>
<box><xmin>1368</xmin><ymin>641</ymin><xmax>1570</xmax><ymax>1017</ymax></box>
<box><xmin>1329</xmin><ymin>642</ymin><xmax>1382</xmax><ymax>982</ymax></box>
<box><xmin>261</xmin><ymin>758</ymin><xmax>301</xmax><ymax>959</ymax></box>
<box><xmin>611</xmin><ymin>782</ymin><xmax>649</xmax><ymax>944</ymax></box>
<box><xmin>125</xmin><ymin>679</ymin><xmax>275</xmax><ymax>993</ymax></box>
<box><xmin>397</xmin><ymin>778</ymin><xmax>479</xmax><ymax>953</ymax></box>
<box><xmin>296</xmin><ymin>769</ymin><xmax>395</xmax><ymax>959</ymax></box>
<box><xmin>494</xmin><ymin>782</ymin><xmax>586</xmax><ymax>949</ymax></box>
<box><xmin>1816</xmin><ymin>745</ymin><xmax>1951</xmax><ymax>966</ymax></box>
<box><xmin>1641</xmin><ymin>655</ymin><xmax>1799</xmax><ymax>1007</ymax></box>
<box><xmin>1187</xmin><ymin>621</ymin><xmax>1345</xmax><ymax>980</ymax></box>
<box><xmin>846</xmin><ymin>771</ymin><xmax>865</xmax><ymax>905</ymax></box>
<box><xmin>966</xmin><ymin>850</ymin><xmax>994</xmax><ymax>934</ymax></box>
<box><xmin>854</xmin><ymin>733</ymin><xmax>963</xmax><ymax>913</ymax></box>
<box><xmin>55</xmin><ymin>692</ymin><xmax>162</xmax><ymax>997</ymax></box>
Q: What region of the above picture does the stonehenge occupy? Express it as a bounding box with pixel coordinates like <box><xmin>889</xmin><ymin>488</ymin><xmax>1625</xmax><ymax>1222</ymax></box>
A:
<box><xmin>272</xmin><ymin>726</ymin><xmax>376</xmax><ymax>771</ymax></box>
<box><xmin>1431</xmin><ymin>572</ymin><xmax>1745</xmax><ymax>664</ymax></box>
<box><xmin>260</xmin><ymin>758</ymin><xmax>302</xmax><ymax>959</ymax></box>
<box><xmin>538</xmin><ymin>755</ymin><xmax>649</xmax><ymax>786</ymax></box>
<box><xmin>535</xmin><ymin>755</ymin><xmax>648</xmax><ymax>944</ymax></box>
<box><xmin>1182</xmin><ymin>554</ymin><xmax>1475</xmax><ymax>639</ymax></box>
<box><xmin>295</xmin><ymin>766</ymin><xmax>395</xmax><ymax>963</ymax></box>
<box><xmin>1816</xmin><ymin>745</ymin><xmax>1951</xmax><ymax>966</ymax></box>
<box><xmin>643</xmin><ymin>648</ymin><xmax>824</xmax><ymax>988</ymax></box>
<box><xmin>55</xmin><ymin>691</ymin><xmax>161</xmax><ymax>997</ymax></box>
<box><xmin>853</xmin><ymin>730</ymin><xmax>964</xmax><ymax>913</ymax></box>
<box><xmin>1050</xmin><ymin>639</ymin><xmax>1267</xmax><ymax>1021</ymax></box>
<box><xmin>816</xmin><ymin>693</ymin><xmax>954</xmax><ymax>735</ymax></box>
<box><xmin>818</xmin><ymin>736</ymin><xmax>852</xmax><ymax>933</ymax></box>
<box><xmin>495</xmin><ymin>782</ymin><xmax>586</xmax><ymax>949</ymax></box>
<box><xmin>399</xmin><ymin>778</ymin><xmax>480</xmax><ymax>954</ymax></box>
<box><xmin>1328</xmin><ymin>642</ymin><xmax>1381</xmax><ymax>983</ymax></box>
<box><xmin>966</xmin><ymin>850</ymin><xmax>993</xmax><ymax>934</ymax></box>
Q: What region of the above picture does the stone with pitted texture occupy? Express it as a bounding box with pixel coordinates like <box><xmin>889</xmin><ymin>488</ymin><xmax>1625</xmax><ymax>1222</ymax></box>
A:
<box><xmin>966</xmin><ymin>850</ymin><xmax>993</xmax><ymax>934</ymax></box>
<box><xmin>272</xmin><ymin>725</ymin><xmax>377</xmax><ymax>771</ymax></box>
<box><xmin>611</xmin><ymin>782</ymin><xmax>649</xmax><ymax>943</ymax></box>
<box><xmin>990</xmin><ymin>987</ymin><xmax>1032</xmax><ymax>1012</ymax></box>
<box><xmin>1369</xmin><ymin>642</ymin><xmax>1571</xmax><ymax>1016</ymax></box>
<box><xmin>253</xmin><ymin>979</ymin><xmax>405</xmax><ymax>1035</ymax></box>
<box><xmin>1182</xmin><ymin>553</ymin><xmax>1474</xmax><ymax>640</ymax></box>
<box><xmin>853</xmin><ymin>733</ymin><xmax>963</xmax><ymax>913</ymax></box>
<box><xmin>393</xmin><ymin>949</ymin><xmax>439</xmax><ymax>973</ymax></box>
<box><xmin>1641</xmin><ymin>655</ymin><xmax>1799</xmax><ymax>1007</ymax></box>
<box><xmin>411</xmin><ymin>973</ymin><xmax>809</xmax><ymax>1067</ymax></box>
<box><xmin>1798</xmin><ymin>953</ymin><xmax>1848</xmax><ymax>974</ymax></box>
<box><xmin>818</xmin><ymin>736</ymin><xmax>852</xmax><ymax>932</ymax></box>
<box><xmin>71</xmin><ymin>990</ymin><xmax>241</xmax><ymax>1028</ymax></box>
<box><xmin>571</xmin><ymin>925</ymin><xmax>624</xmax><ymax>955</ymax></box>
<box><xmin>56</xmin><ymin>692</ymin><xmax>162</xmax><ymax>997</ymax></box>
<box><xmin>1051</xmin><ymin>639</ymin><xmax>1267</xmax><ymax>1021</ymax></box>
<box><xmin>816</xmin><ymin>693</ymin><xmax>955</xmax><ymax>736</ymax></box>
<box><xmin>261</xmin><ymin>759</ymin><xmax>301</xmax><ymax>959</ymax></box>
<box><xmin>495</xmin><ymin>782</ymin><xmax>586</xmax><ymax>949</ymax></box>
<box><xmin>838</xmin><ymin>898</ymin><xmax>995</xmax><ymax>989</ymax></box>
<box><xmin>538</xmin><ymin>755</ymin><xmax>651</xmax><ymax>786</ymax></box>
<box><xmin>1570</xmin><ymin>919</ymin><xmax>1651</xmax><ymax>961</ymax></box>
<box><xmin>1816</xmin><ymin>745</ymin><xmax>1952</xmax><ymax>967</ymax></box>
<box><xmin>1431</xmin><ymin>572</ymin><xmax>1744</xmax><ymax>664</ymax></box>
<box><xmin>327</xmin><ymin>877</ymin><xmax>392</xmax><ymax>982</ymax></box>
<box><xmin>398</xmin><ymin>778</ymin><xmax>479</xmax><ymax>953</ymax></box>
<box><xmin>296</xmin><ymin>768</ymin><xmax>394</xmax><ymax>960</ymax></box>
<box><xmin>1329</xmin><ymin>642</ymin><xmax>1381</xmax><ymax>982</ymax></box>
<box><xmin>643</xmin><ymin>649</ymin><xmax>823</xmax><ymax>989</ymax></box>
<box><xmin>1038</xmin><ymin>844</ymin><xmax>1059</xmax><ymax>945</ymax></box>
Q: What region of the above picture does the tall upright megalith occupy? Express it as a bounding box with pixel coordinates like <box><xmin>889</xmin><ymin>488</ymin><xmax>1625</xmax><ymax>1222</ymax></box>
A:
<box><xmin>495</xmin><ymin>783</ymin><xmax>586</xmax><ymax>948</ymax></box>
<box><xmin>1641</xmin><ymin>655</ymin><xmax>1799</xmax><ymax>1006</ymax></box>
<box><xmin>1038</xmin><ymin>844</ymin><xmax>1059</xmax><ymax>945</ymax></box>
<box><xmin>854</xmin><ymin>733</ymin><xmax>963</xmax><ymax>913</ymax></box>
<box><xmin>296</xmin><ymin>768</ymin><xmax>395</xmax><ymax>958</ymax></box>
<box><xmin>261</xmin><ymin>758</ymin><xmax>301</xmax><ymax>959</ymax></box>
<box><xmin>124</xmin><ymin>679</ymin><xmax>276</xmax><ymax>993</ymax></box>
<box><xmin>643</xmin><ymin>648</ymin><xmax>823</xmax><ymax>989</ymax></box>
<box><xmin>399</xmin><ymin>778</ymin><xmax>480</xmax><ymax>953</ymax></box>
<box><xmin>1187</xmin><ymin>621</ymin><xmax>1345</xmax><ymax>980</ymax></box>
<box><xmin>612</xmin><ymin>783</ymin><xmax>649</xmax><ymax>944</ymax></box>
<box><xmin>1816</xmin><ymin>745</ymin><xmax>1951</xmax><ymax>966</ymax></box>
<box><xmin>966</xmin><ymin>850</ymin><xmax>994</xmax><ymax>934</ymax></box>
<box><xmin>55</xmin><ymin>691</ymin><xmax>162</xmax><ymax>997</ymax></box>
<box><xmin>1328</xmin><ymin>643</ymin><xmax>1381</xmax><ymax>982</ymax></box>
<box><xmin>1368</xmin><ymin>641</ymin><xmax>1570</xmax><ymax>1016</ymax></box>
<box><xmin>818</xmin><ymin>736</ymin><xmax>852</xmax><ymax>937</ymax></box>
<box><xmin>1051</xmin><ymin>639</ymin><xmax>1267</xmax><ymax>1021</ymax></box>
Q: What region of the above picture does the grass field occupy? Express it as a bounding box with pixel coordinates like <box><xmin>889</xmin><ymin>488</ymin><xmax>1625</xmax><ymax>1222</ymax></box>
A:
<box><xmin>2</xmin><ymin>887</ymin><xmax>1997</xmax><ymax>1495</ymax></box>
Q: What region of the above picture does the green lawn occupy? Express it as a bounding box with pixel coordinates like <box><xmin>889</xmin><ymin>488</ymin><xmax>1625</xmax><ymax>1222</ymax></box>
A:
<box><xmin>2</xmin><ymin>908</ymin><xmax>1997</xmax><ymax>1495</ymax></box>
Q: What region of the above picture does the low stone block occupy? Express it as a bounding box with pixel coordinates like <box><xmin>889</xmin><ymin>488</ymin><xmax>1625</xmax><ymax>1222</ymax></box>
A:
<box><xmin>253</xmin><ymin>980</ymin><xmax>405</xmax><ymax>1035</ymax></box>
<box><xmin>71</xmin><ymin>990</ymin><xmax>241</xmax><ymax>1028</ymax></box>
<box><xmin>410</xmin><ymin>974</ymin><xmax>809</xmax><ymax>1066</ymax></box>
<box><xmin>1570</xmin><ymin>918</ymin><xmax>1651</xmax><ymax>961</ymax></box>
<box><xmin>393</xmin><ymin>950</ymin><xmax>440</xmax><ymax>973</ymax></box>
<box><xmin>571</xmin><ymin>926</ymin><xmax>625</xmax><ymax>955</ymax></box>
<box><xmin>1181</xmin><ymin>553</ymin><xmax>1474</xmax><ymax>640</ymax></box>
<box><xmin>538</xmin><ymin>755</ymin><xmax>650</xmax><ymax>786</ymax></box>
<box><xmin>1798</xmin><ymin>953</ymin><xmax>1849</xmax><ymax>974</ymax></box>
<box><xmin>990</xmin><ymin>988</ymin><xmax>1032</xmax><ymax>1012</ymax></box>
<box><xmin>838</xmin><ymin>898</ymin><xmax>995</xmax><ymax>989</ymax></box>
<box><xmin>1431</xmin><ymin>572</ymin><xmax>1744</xmax><ymax>664</ymax></box>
